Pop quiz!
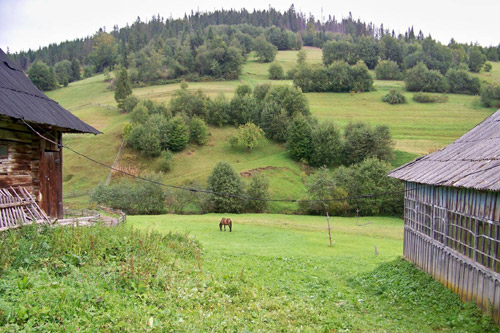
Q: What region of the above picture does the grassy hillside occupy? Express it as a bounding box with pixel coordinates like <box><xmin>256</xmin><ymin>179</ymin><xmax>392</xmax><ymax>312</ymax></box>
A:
<box><xmin>46</xmin><ymin>49</ymin><xmax>499</xmax><ymax>209</ymax></box>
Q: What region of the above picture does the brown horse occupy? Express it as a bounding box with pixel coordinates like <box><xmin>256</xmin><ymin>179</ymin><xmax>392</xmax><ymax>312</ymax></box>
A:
<box><xmin>219</xmin><ymin>217</ymin><xmax>232</xmax><ymax>232</ymax></box>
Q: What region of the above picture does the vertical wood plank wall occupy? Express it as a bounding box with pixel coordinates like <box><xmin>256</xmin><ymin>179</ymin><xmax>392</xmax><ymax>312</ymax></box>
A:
<box><xmin>404</xmin><ymin>181</ymin><xmax>500</xmax><ymax>321</ymax></box>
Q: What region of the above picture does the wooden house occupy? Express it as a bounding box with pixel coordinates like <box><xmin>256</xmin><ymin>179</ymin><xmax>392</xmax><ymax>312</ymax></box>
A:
<box><xmin>0</xmin><ymin>48</ymin><xmax>99</xmax><ymax>219</ymax></box>
<box><xmin>389</xmin><ymin>110</ymin><xmax>500</xmax><ymax>321</ymax></box>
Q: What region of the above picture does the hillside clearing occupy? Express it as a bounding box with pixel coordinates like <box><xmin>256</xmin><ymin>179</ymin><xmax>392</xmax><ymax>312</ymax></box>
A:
<box><xmin>45</xmin><ymin>49</ymin><xmax>499</xmax><ymax>209</ymax></box>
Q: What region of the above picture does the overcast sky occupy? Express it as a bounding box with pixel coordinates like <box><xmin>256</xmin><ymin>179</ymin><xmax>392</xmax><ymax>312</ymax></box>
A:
<box><xmin>1</xmin><ymin>0</ymin><xmax>499</xmax><ymax>53</ymax></box>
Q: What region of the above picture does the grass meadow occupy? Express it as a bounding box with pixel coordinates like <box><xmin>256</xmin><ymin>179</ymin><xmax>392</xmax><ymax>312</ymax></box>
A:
<box><xmin>1</xmin><ymin>215</ymin><xmax>497</xmax><ymax>331</ymax></box>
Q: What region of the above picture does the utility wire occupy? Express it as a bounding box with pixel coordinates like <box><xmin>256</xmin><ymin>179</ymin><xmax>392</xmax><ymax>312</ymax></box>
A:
<box><xmin>22</xmin><ymin>118</ymin><xmax>419</xmax><ymax>203</ymax></box>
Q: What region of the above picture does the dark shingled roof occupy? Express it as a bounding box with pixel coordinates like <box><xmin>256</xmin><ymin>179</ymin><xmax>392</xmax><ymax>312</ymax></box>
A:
<box><xmin>0</xmin><ymin>48</ymin><xmax>100</xmax><ymax>134</ymax></box>
<box><xmin>388</xmin><ymin>109</ymin><xmax>500</xmax><ymax>191</ymax></box>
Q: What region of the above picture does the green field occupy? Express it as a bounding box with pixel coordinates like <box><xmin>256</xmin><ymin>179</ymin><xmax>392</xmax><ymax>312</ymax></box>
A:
<box><xmin>45</xmin><ymin>49</ymin><xmax>499</xmax><ymax>210</ymax></box>
<box><xmin>1</xmin><ymin>215</ymin><xmax>497</xmax><ymax>330</ymax></box>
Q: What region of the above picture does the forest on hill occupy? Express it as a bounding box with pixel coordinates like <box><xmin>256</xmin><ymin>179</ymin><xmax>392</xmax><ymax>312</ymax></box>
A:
<box><xmin>8</xmin><ymin>6</ymin><xmax>500</xmax><ymax>90</ymax></box>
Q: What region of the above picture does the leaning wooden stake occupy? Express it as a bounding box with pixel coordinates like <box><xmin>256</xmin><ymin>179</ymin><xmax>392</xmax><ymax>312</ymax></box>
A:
<box><xmin>326</xmin><ymin>212</ymin><xmax>332</xmax><ymax>246</ymax></box>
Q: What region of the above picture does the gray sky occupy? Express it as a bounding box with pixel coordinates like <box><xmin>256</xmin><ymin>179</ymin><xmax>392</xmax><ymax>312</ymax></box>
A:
<box><xmin>1</xmin><ymin>0</ymin><xmax>499</xmax><ymax>53</ymax></box>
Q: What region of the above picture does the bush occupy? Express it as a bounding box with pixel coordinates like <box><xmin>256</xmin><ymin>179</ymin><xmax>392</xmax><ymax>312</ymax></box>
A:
<box><xmin>206</xmin><ymin>93</ymin><xmax>230</xmax><ymax>127</ymax></box>
<box><xmin>480</xmin><ymin>83</ymin><xmax>500</xmax><ymax>108</ymax></box>
<box><xmin>309</xmin><ymin>121</ymin><xmax>343</xmax><ymax>167</ymax></box>
<box><xmin>375</xmin><ymin>60</ymin><xmax>402</xmax><ymax>80</ymax></box>
<box><xmin>343</xmin><ymin>122</ymin><xmax>394</xmax><ymax>165</ymax></box>
<box><xmin>413</xmin><ymin>92</ymin><xmax>448</xmax><ymax>103</ymax></box>
<box><xmin>268</xmin><ymin>63</ymin><xmax>285</xmax><ymax>80</ymax></box>
<box><xmin>293</xmin><ymin>62</ymin><xmax>373</xmax><ymax>93</ymax></box>
<box><xmin>332</xmin><ymin>158</ymin><xmax>403</xmax><ymax>216</ymax></box>
<box><xmin>121</xmin><ymin>95</ymin><xmax>139</xmax><ymax>113</ymax></box>
<box><xmin>445</xmin><ymin>69</ymin><xmax>480</xmax><ymax>95</ymax></box>
<box><xmin>254</xmin><ymin>36</ymin><xmax>278</xmax><ymax>63</ymax></box>
<box><xmin>156</xmin><ymin>150</ymin><xmax>173</xmax><ymax>172</ymax></box>
<box><xmin>382</xmin><ymin>89</ymin><xmax>407</xmax><ymax>104</ymax></box>
<box><xmin>90</xmin><ymin>175</ymin><xmax>166</xmax><ymax>215</ymax></box>
<box><xmin>169</xmin><ymin>84</ymin><xmax>208</xmax><ymax>120</ymax></box>
<box><xmin>404</xmin><ymin>62</ymin><xmax>448</xmax><ymax>93</ymax></box>
<box><xmin>483</xmin><ymin>62</ymin><xmax>492</xmax><ymax>72</ymax></box>
<box><xmin>246</xmin><ymin>173</ymin><xmax>270</xmax><ymax>212</ymax></box>
<box><xmin>253</xmin><ymin>83</ymin><xmax>271</xmax><ymax>100</ymax></box>
<box><xmin>189</xmin><ymin>117</ymin><xmax>209</xmax><ymax>145</ymax></box>
<box><xmin>286</xmin><ymin>115</ymin><xmax>313</xmax><ymax>162</ymax></box>
<box><xmin>164</xmin><ymin>117</ymin><xmax>189</xmax><ymax>151</ymax></box>
<box><xmin>206</xmin><ymin>162</ymin><xmax>245</xmax><ymax>213</ymax></box>
<box><xmin>229</xmin><ymin>122</ymin><xmax>265</xmax><ymax>152</ymax></box>
<box><xmin>299</xmin><ymin>167</ymin><xmax>348</xmax><ymax>216</ymax></box>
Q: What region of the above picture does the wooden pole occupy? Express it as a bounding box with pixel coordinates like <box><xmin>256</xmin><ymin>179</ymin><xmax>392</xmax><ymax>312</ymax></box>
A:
<box><xmin>326</xmin><ymin>212</ymin><xmax>332</xmax><ymax>246</ymax></box>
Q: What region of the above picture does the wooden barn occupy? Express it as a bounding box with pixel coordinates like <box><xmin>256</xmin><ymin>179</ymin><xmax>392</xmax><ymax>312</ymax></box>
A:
<box><xmin>0</xmin><ymin>48</ymin><xmax>99</xmax><ymax>221</ymax></box>
<box><xmin>389</xmin><ymin>110</ymin><xmax>500</xmax><ymax>320</ymax></box>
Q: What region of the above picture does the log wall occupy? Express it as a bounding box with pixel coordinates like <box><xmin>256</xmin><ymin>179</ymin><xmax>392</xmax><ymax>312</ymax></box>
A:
<box><xmin>0</xmin><ymin>116</ymin><xmax>62</xmax><ymax>218</ymax></box>
<box><xmin>404</xmin><ymin>181</ymin><xmax>500</xmax><ymax>321</ymax></box>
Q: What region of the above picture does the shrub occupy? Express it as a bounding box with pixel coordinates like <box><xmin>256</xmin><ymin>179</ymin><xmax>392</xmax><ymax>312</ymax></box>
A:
<box><xmin>246</xmin><ymin>173</ymin><xmax>270</xmax><ymax>212</ymax></box>
<box><xmin>263</xmin><ymin>85</ymin><xmax>310</xmax><ymax>117</ymax></box>
<box><xmin>322</xmin><ymin>41</ymin><xmax>357</xmax><ymax>66</ymax></box>
<box><xmin>413</xmin><ymin>92</ymin><xmax>448</xmax><ymax>103</ymax></box>
<box><xmin>375</xmin><ymin>60</ymin><xmax>402</xmax><ymax>80</ymax></box>
<box><xmin>121</xmin><ymin>95</ymin><xmax>139</xmax><ymax>113</ymax></box>
<box><xmin>268</xmin><ymin>63</ymin><xmax>285</xmax><ymax>80</ymax></box>
<box><xmin>299</xmin><ymin>167</ymin><xmax>349</xmax><ymax>216</ymax></box>
<box><xmin>483</xmin><ymin>62</ymin><xmax>492</xmax><ymax>72</ymax></box>
<box><xmin>445</xmin><ymin>69</ymin><xmax>480</xmax><ymax>95</ymax></box>
<box><xmin>236</xmin><ymin>84</ymin><xmax>253</xmax><ymax>97</ymax></box>
<box><xmin>350</xmin><ymin>61</ymin><xmax>374</xmax><ymax>92</ymax></box>
<box><xmin>332</xmin><ymin>158</ymin><xmax>403</xmax><ymax>216</ymax></box>
<box><xmin>286</xmin><ymin>115</ymin><xmax>313</xmax><ymax>162</ymax></box>
<box><xmin>293</xmin><ymin>62</ymin><xmax>373</xmax><ymax>93</ymax></box>
<box><xmin>254</xmin><ymin>36</ymin><xmax>278</xmax><ymax>63</ymax></box>
<box><xmin>189</xmin><ymin>117</ymin><xmax>209</xmax><ymax>145</ymax></box>
<box><xmin>169</xmin><ymin>84</ymin><xmax>208</xmax><ymax>120</ymax></box>
<box><xmin>90</xmin><ymin>175</ymin><xmax>166</xmax><ymax>215</ymax></box>
<box><xmin>309</xmin><ymin>121</ymin><xmax>343</xmax><ymax>167</ymax></box>
<box><xmin>382</xmin><ymin>89</ymin><xmax>407</xmax><ymax>104</ymax></box>
<box><xmin>253</xmin><ymin>83</ymin><xmax>271</xmax><ymax>100</ymax></box>
<box><xmin>404</xmin><ymin>62</ymin><xmax>448</xmax><ymax>93</ymax></box>
<box><xmin>130</xmin><ymin>104</ymin><xmax>149</xmax><ymax>124</ymax></box>
<box><xmin>229</xmin><ymin>122</ymin><xmax>265</xmax><ymax>152</ymax></box>
<box><xmin>343</xmin><ymin>122</ymin><xmax>394</xmax><ymax>165</ymax></box>
<box><xmin>206</xmin><ymin>93</ymin><xmax>230</xmax><ymax>127</ymax></box>
<box><xmin>228</xmin><ymin>94</ymin><xmax>258</xmax><ymax>125</ymax></box>
<box><xmin>259</xmin><ymin>102</ymin><xmax>290</xmax><ymax>142</ymax></box>
<box><xmin>165</xmin><ymin>117</ymin><xmax>189</xmax><ymax>151</ymax></box>
<box><xmin>468</xmin><ymin>47</ymin><xmax>486</xmax><ymax>72</ymax></box>
<box><xmin>156</xmin><ymin>150</ymin><xmax>173</xmax><ymax>172</ymax></box>
<box><xmin>480</xmin><ymin>83</ymin><xmax>500</xmax><ymax>108</ymax></box>
<box><xmin>206</xmin><ymin>162</ymin><xmax>245</xmax><ymax>213</ymax></box>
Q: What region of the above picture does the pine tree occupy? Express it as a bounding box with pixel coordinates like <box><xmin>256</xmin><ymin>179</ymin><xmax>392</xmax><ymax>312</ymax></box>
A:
<box><xmin>114</xmin><ymin>66</ymin><xmax>132</xmax><ymax>111</ymax></box>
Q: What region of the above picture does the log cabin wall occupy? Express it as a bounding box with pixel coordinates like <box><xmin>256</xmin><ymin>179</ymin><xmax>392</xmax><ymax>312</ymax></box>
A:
<box><xmin>403</xmin><ymin>181</ymin><xmax>500</xmax><ymax>321</ymax></box>
<box><xmin>0</xmin><ymin>116</ymin><xmax>62</xmax><ymax>218</ymax></box>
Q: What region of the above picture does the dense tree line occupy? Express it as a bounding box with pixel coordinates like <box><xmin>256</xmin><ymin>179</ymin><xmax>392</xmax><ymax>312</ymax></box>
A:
<box><xmin>12</xmin><ymin>6</ymin><xmax>499</xmax><ymax>91</ymax></box>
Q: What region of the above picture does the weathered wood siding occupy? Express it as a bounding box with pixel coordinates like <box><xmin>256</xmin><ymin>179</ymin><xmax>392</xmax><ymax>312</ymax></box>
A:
<box><xmin>404</xmin><ymin>181</ymin><xmax>500</xmax><ymax>321</ymax></box>
<box><xmin>0</xmin><ymin>116</ymin><xmax>63</xmax><ymax>218</ymax></box>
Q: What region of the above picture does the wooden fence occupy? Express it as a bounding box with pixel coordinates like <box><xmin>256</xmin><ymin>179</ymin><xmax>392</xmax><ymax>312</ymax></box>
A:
<box><xmin>404</xmin><ymin>181</ymin><xmax>500</xmax><ymax>322</ymax></box>
<box><xmin>0</xmin><ymin>187</ymin><xmax>125</xmax><ymax>231</ymax></box>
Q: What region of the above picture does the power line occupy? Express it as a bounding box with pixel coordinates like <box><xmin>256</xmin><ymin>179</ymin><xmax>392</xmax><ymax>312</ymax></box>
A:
<box><xmin>22</xmin><ymin>118</ymin><xmax>415</xmax><ymax>203</ymax></box>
